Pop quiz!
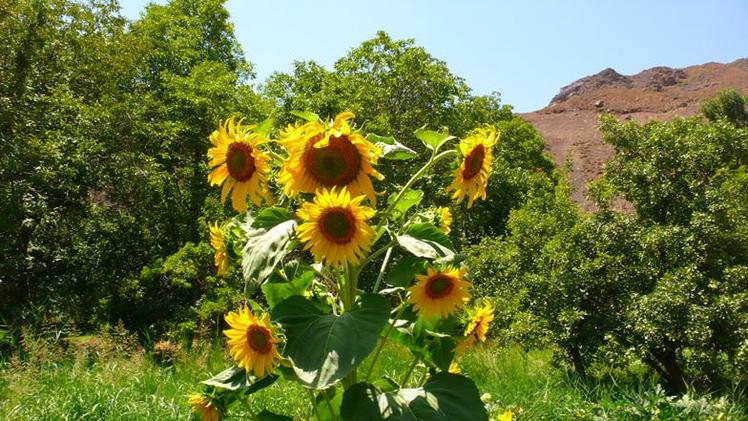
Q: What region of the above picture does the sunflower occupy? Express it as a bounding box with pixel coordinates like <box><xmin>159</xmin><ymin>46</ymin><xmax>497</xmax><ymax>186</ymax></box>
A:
<box><xmin>446</xmin><ymin>127</ymin><xmax>498</xmax><ymax>208</ymax></box>
<box><xmin>464</xmin><ymin>300</ymin><xmax>495</xmax><ymax>343</ymax></box>
<box><xmin>207</xmin><ymin>118</ymin><xmax>272</xmax><ymax>213</ymax></box>
<box><xmin>278</xmin><ymin>111</ymin><xmax>384</xmax><ymax>204</ymax></box>
<box><xmin>456</xmin><ymin>300</ymin><xmax>495</xmax><ymax>353</ymax></box>
<box><xmin>224</xmin><ymin>306</ymin><xmax>282</xmax><ymax>378</ymax></box>
<box><xmin>296</xmin><ymin>186</ymin><xmax>376</xmax><ymax>267</ymax></box>
<box><xmin>188</xmin><ymin>392</ymin><xmax>222</xmax><ymax>421</ymax></box>
<box><xmin>209</xmin><ymin>222</ymin><xmax>228</xmax><ymax>276</ymax></box>
<box><xmin>408</xmin><ymin>266</ymin><xmax>471</xmax><ymax>318</ymax></box>
<box><xmin>437</xmin><ymin>206</ymin><xmax>452</xmax><ymax>234</ymax></box>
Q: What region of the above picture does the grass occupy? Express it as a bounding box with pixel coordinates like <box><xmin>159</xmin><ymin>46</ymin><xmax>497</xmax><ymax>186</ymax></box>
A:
<box><xmin>1</xmin><ymin>339</ymin><xmax>746</xmax><ymax>420</ymax></box>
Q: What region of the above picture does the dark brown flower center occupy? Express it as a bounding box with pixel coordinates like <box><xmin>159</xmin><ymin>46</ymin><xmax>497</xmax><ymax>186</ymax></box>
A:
<box><xmin>319</xmin><ymin>207</ymin><xmax>356</xmax><ymax>244</ymax></box>
<box><xmin>462</xmin><ymin>144</ymin><xmax>485</xmax><ymax>180</ymax></box>
<box><xmin>246</xmin><ymin>325</ymin><xmax>272</xmax><ymax>354</ymax></box>
<box><xmin>226</xmin><ymin>142</ymin><xmax>256</xmax><ymax>182</ymax></box>
<box><xmin>425</xmin><ymin>274</ymin><xmax>455</xmax><ymax>299</ymax></box>
<box><xmin>304</xmin><ymin>135</ymin><xmax>362</xmax><ymax>187</ymax></box>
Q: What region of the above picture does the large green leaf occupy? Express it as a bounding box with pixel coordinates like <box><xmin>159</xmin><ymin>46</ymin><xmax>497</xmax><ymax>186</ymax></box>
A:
<box><xmin>386</xmin><ymin>255</ymin><xmax>426</xmax><ymax>287</ymax></box>
<box><xmin>254</xmin><ymin>117</ymin><xmax>275</xmax><ymax>136</ymax></box>
<box><xmin>387</xmin><ymin>189</ymin><xmax>424</xmax><ymax>218</ymax></box>
<box><xmin>370</xmin><ymin>134</ymin><xmax>418</xmax><ymax>160</ymax></box>
<box><xmin>261</xmin><ymin>262</ymin><xmax>315</xmax><ymax>308</ymax></box>
<box><xmin>201</xmin><ymin>366</ymin><xmax>278</xmax><ymax>394</ymax></box>
<box><xmin>397</xmin><ymin>235</ymin><xmax>453</xmax><ymax>260</ymax></box>
<box><xmin>257</xmin><ymin>409</ymin><xmax>294</xmax><ymax>421</ymax></box>
<box><xmin>291</xmin><ymin>110</ymin><xmax>320</xmax><ymax>122</ymax></box>
<box><xmin>252</xmin><ymin>207</ymin><xmax>294</xmax><ymax>230</ymax></box>
<box><xmin>315</xmin><ymin>387</ymin><xmax>343</xmax><ymax>421</ymax></box>
<box><xmin>272</xmin><ymin>294</ymin><xmax>391</xmax><ymax>389</ymax></box>
<box><xmin>340</xmin><ymin>373</ymin><xmax>487</xmax><ymax>420</ymax></box>
<box><xmin>241</xmin><ymin>212</ymin><xmax>297</xmax><ymax>286</ymax></box>
<box><xmin>414</xmin><ymin>128</ymin><xmax>456</xmax><ymax>151</ymax></box>
<box><xmin>396</xmin><ymin>223</ymin><xmax>455</xmax><ymax>260</ymax></box>
<box><xmin>406</xmin><ymin>223</ymin><xmax>453</xmax><ymax>248</ymax></box>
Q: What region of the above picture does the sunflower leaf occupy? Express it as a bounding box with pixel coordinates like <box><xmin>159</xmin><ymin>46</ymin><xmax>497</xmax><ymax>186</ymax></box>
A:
<box><xmin>254</xmin><ymin>116</ymin><xmax>274</xmax><ymax>135</ymax></box>
<box><xmin>396</xmin><ymin>225</ymin><xmax>454</xmax><ymax>260</ymax></box>
<box><xmin>406</xmin><ymin>223</ymin><xmax>453</xmax><ymax>248</ymax></box>
<box><xmin>415</xmin><ymin>128</ymin><xmax>456</xmax><ymax>152</ymax></box>
<box><xmin>241</xmin><ymin>212</ymin><xmax>297</xmax><ymax>286</ymax></box>
<box><xmin>386</xmin><ymin>255</ymin><xmax>426</xmax><ymax>287</ymax></box>
<box><xmin>261</xmin><ymin>263</ymin><xmax>315</xmax><ymax>309</ymax></box>
<box><xmin>372</xmin><ymin>134</ymin><xmax>417</xmax><ymax>160</ymax></box>
<box><xmin>257</xmin><ymin>409</ymin><xmax>294</xmax><ymax>421</ymax></box>
<box><xmin>367</xmin><ymin>133</ymin><xmax>397</xmax><ymax>145</ymax></box>
<box><xmin>291</xmin><ymin>110</ymin><xmax>320</xmax><ymax>122</ymax></box>
<box><xmin>272</xmin><ymin>294</ymin><xmax>390</xmax><ymax>389</ymax></box>
<box><xmin>252</xmin><ymin>207</ymin><xmax>294</xmax><ymax>230</ymax></box>
<box><xmin>387</xmin><ymin>189</ymin><xmax>424</xmax><ymax>217</ymax></box>
<box><xmin>201</xmin><ymin>365</ymin><xmax>278</xmax><ymax>393</ymax></box>
<box><xmin>340</xmin><ymin>373</ymin><xmax>488</xmax><ymax>421</ymax></box>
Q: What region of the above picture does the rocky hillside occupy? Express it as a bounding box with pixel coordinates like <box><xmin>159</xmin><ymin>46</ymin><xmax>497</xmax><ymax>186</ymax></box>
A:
<box><xmin>522</xmin><ymin>58</ymin><xmax>748</xmax><ymax>207</ymax></box>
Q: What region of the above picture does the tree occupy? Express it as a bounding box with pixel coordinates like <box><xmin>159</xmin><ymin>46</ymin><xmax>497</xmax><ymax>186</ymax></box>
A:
<box><xmin>701</xmin><ymin>88</ymin><xmax>748</xmax><ymax>127</ymax></box>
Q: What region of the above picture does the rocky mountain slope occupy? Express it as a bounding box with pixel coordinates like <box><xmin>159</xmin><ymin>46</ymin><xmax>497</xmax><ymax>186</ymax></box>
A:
<box><xmin>522</xmin><ymin>58</ymin><xmax>748</xmax><ymax>207</ymax></box>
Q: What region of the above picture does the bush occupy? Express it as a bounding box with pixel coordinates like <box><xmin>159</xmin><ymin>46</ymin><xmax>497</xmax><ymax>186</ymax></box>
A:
<box><xmin>701</xmin><ymin>88</ymin><xmax>748</xmax><ymax>127</ymax></box>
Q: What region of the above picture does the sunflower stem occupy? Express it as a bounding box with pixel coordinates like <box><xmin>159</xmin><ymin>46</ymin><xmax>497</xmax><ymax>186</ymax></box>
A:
<box><xmin>308</xmin><ymin>389</ymin><xmax>321</xmax><ymax>421</ymax></box>
<box><xmin>358</xmin><ymin>238</ymin><xmax>397</xmax><ymax>273</ymax></box>
<box><xmin>401</xmin><ymin>354</ymin><xmax>422</xmax><ymax>386</ymax></box>
<box><xmin>371</xmin><ymin>246</ymin><xmax>394</xmax><ymax>293</ymax></box>
<box><xmin>342</xmin><ymin>263</ymin><xmax>359</xmax><ymax>389</ymax></box>
<box><xmin>376</xmin><ymin>149</ymin><xmax>456</xmax><ymax>233</ymax></box>
<box><xmin>322</xmin><ymin>389</ymin><xmax>338</xmax><ymax>421</ymax></box>
<box><xmin>364</xmin><ymin>302</ymin><xmax>406</xmax><ymax>382</ymax></box>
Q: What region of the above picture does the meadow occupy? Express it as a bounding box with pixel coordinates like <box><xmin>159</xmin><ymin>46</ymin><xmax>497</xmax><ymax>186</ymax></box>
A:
<box><xmin>3</xmin><ymin>338</ymin><xmax>745</xmax><ymax>420</ymax></box>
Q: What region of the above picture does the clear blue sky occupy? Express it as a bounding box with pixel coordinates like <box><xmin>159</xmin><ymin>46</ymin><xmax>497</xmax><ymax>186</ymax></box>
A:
<box><xmin>120</xmin><ymin>0</ymin><xmax>748</xmax><ymax>112</ymax></box>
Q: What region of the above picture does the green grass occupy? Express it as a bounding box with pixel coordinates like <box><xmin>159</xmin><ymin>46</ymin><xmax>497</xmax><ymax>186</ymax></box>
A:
<box><xmin>1</xmin><ymin>341</ymin><xmax>745</xmax><ymax>420</ymax></box>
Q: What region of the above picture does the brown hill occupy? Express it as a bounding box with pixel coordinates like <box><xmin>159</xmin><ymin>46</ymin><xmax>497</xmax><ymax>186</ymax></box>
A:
<box><xmin>522</xmin><ymin>58</ymin><xmax>748</xmax><ymax>207</ymax></box>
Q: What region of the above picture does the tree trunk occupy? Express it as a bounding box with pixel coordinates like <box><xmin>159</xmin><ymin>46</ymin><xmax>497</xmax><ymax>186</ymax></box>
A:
<box><xmin>649</xmin><ymin>344</ymin><xmax>687</xmax><ymax>394</ymax></box>
<box><xmin>568</xmin><ymin>345</ymin><xmax>587</xmax><ymax>379</ymax></box>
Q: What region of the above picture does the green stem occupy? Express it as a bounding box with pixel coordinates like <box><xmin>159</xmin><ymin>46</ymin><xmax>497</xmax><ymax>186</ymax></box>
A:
<box><xmin>371</xmin><ymin>246</ymin><xmax>394</xmax><ymax>293</ymax></box>
<box><xmin>308</xmin><ymin>389</ymin><xmax>321</xmax><ymax>421</ymax></box>
<box><xmin>322</xmin><ymin>390</ymin><xmax>338</xmax><ymax>421</ymax></box>
<box><xmin>401</xmin><ymin>355</ymin><xmax>421</xmax><ymax>386</ymax></box>
<box><xmin>365</xmin><ymin>303</ymin><xmax>406</xmax><ymax>382</ymax></box>
<box><xmin>342</xmin><ymin>264</ymin><xmax>359</xmax><ymax>389</ymax></box>
<box><xmin>375</xmin><ymin>149</ymin><xmax>455</xmax><ymax>232</ymax></box>
<box><xmin>358</xmin><ymin>238</ymin><xmax>397</xmax><ymax>272</ymax></box>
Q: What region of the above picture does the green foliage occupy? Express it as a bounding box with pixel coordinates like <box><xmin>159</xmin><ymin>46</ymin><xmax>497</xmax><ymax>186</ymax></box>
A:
<box><xmin>701</xmin><ymin>88</ymin><xmax>748</xmax><ymax>127</ymax></box>
<box><xmin>0</xmin><ymin>0</ymin><xmax>266</xmax><ymax>334</ymax></box>
<box><xmin>470</xmin><ymin>105</ymin><xmax>748</xmax><ymax>393</ymax></box>
<box><xmin>341</xmin><ymin>373</ymin><xmax>487</xmax><ymax>420</ymax></box>
<box><xmin>272</xmin><ymin>294</ymin><xmax>390</xmax><ymax>389</ymax></box>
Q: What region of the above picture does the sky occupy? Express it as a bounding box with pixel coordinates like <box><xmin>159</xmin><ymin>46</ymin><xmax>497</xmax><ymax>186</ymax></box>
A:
<box><xmin>119</xmin><ymin>0</ymin><xmax>748</xmax><ymax>112</ymax></box>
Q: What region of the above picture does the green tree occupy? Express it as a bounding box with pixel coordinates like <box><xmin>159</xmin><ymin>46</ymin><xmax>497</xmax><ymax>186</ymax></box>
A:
<box><xmin>0</xmin><ymin>0</ymin><xmax>266</xmax><ymax>335</ymax></box>
<box><xmin>701</xmin><ymin>88</ymin><xmax>748</xmax><ymax>127</ymax></box>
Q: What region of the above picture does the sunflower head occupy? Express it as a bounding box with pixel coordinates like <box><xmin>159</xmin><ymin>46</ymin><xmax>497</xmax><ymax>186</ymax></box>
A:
<box><xmin>188</xmin><ymin>392</ymin><xmax>222</xmax><ymax>421</ymax></box>
<box><xmin>446</xmin><ymin>127</ymin><xmax>498</xmax><ymax>208</ymax></box>
<box><xmin>209</xmin><ymin>222</ymin><xmax>228</xmax><ymax>276</ymax></box>
<box><xmin>207</xmin><ymin>118</ymin><xmax>273</xmax><ymax>213</ymax></box>
<box><xmin>464</xmin><ymin>300</ymin><xmax>495</xmax><ymax>343</ymax></box>
<box><xmin>437</xmin><ymin>206</ymin><xmax>452</xmax><ymax>234</ymax></box>
<box><xmin>408</xmin><ymin>266</ymin><xmax>471</xmax><ymax>318</ymax></box>
<box><xmin>296</xmin><ymin>186</ymin><xmax>376</xmax><ymax>267</ymax></box>
<box><xmin>223</xmin><ymin>306</ymin><xmax>282</xmax><ymax>378</ymax></box>
<box><xmin>278</xmin><ymin>111</ymin><xmax>384</xmax><ymax>204</ymax></box>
